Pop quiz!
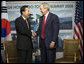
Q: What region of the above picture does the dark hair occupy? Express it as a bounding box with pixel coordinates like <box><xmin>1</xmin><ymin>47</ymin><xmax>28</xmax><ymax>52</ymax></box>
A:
<box><xmin>20</xmin><ymin>5</ymin><xmax>28</xmax><ymax>15</ymax></box>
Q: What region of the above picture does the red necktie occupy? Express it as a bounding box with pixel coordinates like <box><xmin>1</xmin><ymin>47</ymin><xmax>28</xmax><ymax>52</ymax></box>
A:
<box><xmin>41</xmin><ymin>16</ymin><xmax>45</xmax><ymax>39</ymax></box>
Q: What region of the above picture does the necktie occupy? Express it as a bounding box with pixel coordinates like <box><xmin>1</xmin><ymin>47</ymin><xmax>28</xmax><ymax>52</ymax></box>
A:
<box><xmin>25</xmin><ymin>20</ymin><xmax>29</xmax><ymax>29</ymax></box>
<box><xmin>41</xmin><ymin>16</ymin><xmax>45</xmax><ymax>39</ymax></box>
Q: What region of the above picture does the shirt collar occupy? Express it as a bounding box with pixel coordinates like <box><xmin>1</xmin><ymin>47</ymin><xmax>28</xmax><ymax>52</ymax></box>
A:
<box><xmin>45</xmin><ymin>11</ymin><xmax>49</xmax><ymax>18</ymax></box>
<box><xmin>22</xmin><ymin>15</ymin><xmax>26</xmax><ymax>20</ymax></box>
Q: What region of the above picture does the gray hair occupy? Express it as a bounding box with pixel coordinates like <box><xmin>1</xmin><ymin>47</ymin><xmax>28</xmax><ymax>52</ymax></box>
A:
<box><xmin>41</xmin><ymin>2</ymin><xmax>50</xmax><ymax>11</ymax></box>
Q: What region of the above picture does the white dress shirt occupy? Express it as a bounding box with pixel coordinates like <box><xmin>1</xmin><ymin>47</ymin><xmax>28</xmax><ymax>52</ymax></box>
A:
<box><xmin>44</xmin><ymin>11</ymin><xmax>49</xmax><ymax>23</ymax></box>
<box><xmin>22</xmin><ymin>15</ymin><xmax>26</xmax><ymax>20</ymax></box>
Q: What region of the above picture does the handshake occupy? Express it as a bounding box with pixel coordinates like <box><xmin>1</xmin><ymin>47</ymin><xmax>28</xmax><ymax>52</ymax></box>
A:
<box><xmin>31</xmin><ymin>30</ymin><xmax>36</xmax><ymax>37</ymax></box>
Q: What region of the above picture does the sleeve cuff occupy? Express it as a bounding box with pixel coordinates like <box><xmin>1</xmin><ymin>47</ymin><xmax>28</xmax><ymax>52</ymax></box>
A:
<box><xmin>31</xmin><ymin>30</ymin><xmax>33</xmax><ymax>32</ymax></box>
<box><xmin>51</xmin><ymin>41</ymin><xmax>55</xmax><ymax>43</ymax></box>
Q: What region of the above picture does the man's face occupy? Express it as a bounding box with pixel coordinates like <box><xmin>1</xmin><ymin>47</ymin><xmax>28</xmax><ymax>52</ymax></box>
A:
<box><xmin>23</xmin><ymin>8</ymin><xmax>30</xmax><ymax>18</ymax></box>
<box><xmin>40</xmin><ymin>5</ymin><xmax>47</xmax><ymax>15</ymax></box>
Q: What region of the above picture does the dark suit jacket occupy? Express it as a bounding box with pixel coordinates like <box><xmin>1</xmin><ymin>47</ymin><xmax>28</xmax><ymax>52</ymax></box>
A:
<box><xmin>15</xmin><ymin>16</ymin><xmax>33</xmax><ymax>50</ymax></box>
<box><xmin>36</xmin><ymin>12</ymin><xmax>59</xmax><ymax>49</ymax></box>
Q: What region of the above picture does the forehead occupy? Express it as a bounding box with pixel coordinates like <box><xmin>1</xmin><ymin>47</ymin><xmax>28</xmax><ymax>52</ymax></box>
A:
<box><xmin>40</xmin><ymin>5</ymin><xmax>43</xmax><ymax>8</ymax></box>
<box><xmin>25</xmin><ymin>7</ymin><xmax>29</xmax><ymax>10</ymax></box>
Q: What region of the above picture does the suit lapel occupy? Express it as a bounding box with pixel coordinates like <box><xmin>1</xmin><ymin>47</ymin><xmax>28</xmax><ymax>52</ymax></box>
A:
<box><xmin>45</xmin><ymin>12</ymin><xmax>51</xmax><ymax>28</ymax></box>
<box><xmin>20</xmin><ymin>16</ymin><xmax>30</xmax><ymax>29</ymax></box>
<box><xmin>27</xmin><ymin>19</ymin><xmax>31</xmax><ymax>30</ymax></box>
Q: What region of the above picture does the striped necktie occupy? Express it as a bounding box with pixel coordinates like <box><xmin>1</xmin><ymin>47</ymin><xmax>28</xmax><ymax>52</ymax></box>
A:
<box><xmin>25</xmin><ymin>19</ymin><xmax>29</xmax><ymax>29</ymax></box>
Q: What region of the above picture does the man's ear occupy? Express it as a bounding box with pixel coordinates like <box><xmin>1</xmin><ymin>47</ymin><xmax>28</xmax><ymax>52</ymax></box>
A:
<box><xmin>22</xmin><ymin>11</ymin><xmax>24</xmax><ymax>15</ymax></box>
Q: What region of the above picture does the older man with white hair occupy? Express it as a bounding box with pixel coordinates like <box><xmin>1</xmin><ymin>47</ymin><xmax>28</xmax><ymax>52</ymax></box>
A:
<box><xmin>35</xmin><ymin>2</ymin><xmax>59</xmax><ymax>63</ymax></box>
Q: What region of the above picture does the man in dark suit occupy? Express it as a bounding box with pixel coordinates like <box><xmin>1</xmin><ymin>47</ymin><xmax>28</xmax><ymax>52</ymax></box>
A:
<box><xmin>15</xmin><ymin>6</ymin><xmax>34</xmax><ymax>63</ymax></box>
<box><xmin>34</xmin><ymin>3</ymin><xmax>59</xmax><ymax>63</ymax></box>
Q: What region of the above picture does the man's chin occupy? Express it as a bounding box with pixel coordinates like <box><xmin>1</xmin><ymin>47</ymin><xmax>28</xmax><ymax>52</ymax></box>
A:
<box><xmin>41</xmin><ymin>13</ymin><xmax>44</xmax><ymax>15</ymax></box>
<box><xmin>27</xmin><ymin>16</ymin><xmax>29</xmax><ymax>18</ymax></box>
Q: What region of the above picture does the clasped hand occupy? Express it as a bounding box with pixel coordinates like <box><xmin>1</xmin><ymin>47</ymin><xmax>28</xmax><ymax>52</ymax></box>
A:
<box><xmin>31</xmin><ymin>30</ymin><xmax>36</xmax><ymax>37</ymax></box>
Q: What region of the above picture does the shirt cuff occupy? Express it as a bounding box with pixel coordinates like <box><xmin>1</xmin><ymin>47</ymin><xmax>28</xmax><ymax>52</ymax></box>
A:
<box><xmin>51</xmin><ymin>41</ymin><xmax>55</xmax><ymax>43</ymax></box>
<box><xmin>31</xmin><ymin>30</ymin><xmax>33</xmax><ymax>32</ymax></box>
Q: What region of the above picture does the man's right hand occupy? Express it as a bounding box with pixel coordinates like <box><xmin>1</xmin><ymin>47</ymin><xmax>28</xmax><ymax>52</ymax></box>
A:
<box><xmin>31</xmin><ymin>30</ymin><xmax>36</xmax><ymax>37</ymax></box>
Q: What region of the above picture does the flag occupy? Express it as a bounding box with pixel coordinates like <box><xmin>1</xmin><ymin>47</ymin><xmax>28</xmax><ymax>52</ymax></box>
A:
<box><xmin>1</xmin><ymin>1</ymin><xmax>12</xmax><ymax>41</ymax></box>
<box><xmin>1</xmin><ymin>1</ymin><xmax>12</xmax><ymax>62</ymax></box>
<box><xmin>73</xmin><ymin>1</ymin><xmax>83</xmax><ymax>59</ymax></box>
